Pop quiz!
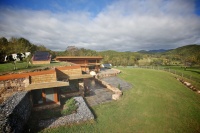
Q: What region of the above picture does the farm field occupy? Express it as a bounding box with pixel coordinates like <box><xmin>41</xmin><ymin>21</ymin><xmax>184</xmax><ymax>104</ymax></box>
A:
<box><xmin>139</xmin><ymin>65</ymin><xmax>200</xmax><ymax>90</ymax></box>
<box><xmin>0</xmin><ymin>61</ymin><xmax>70</xmax><ymax>74</ymax></box>
<box><xmin>40</xmin><ymin>68</ymin><xmax>200</xmax><ymax>133</ymax></box>
<box><xmin>162</xmin><ymin>66</ymin><xmax>200</xmax><ymax>80</ymax></box>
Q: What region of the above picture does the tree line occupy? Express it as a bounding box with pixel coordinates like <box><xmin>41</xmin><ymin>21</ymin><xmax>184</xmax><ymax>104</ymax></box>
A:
<box><xmin>1</xmin><ymin>37</ymin><xmax>200</xmax><ymax>66</ymax></box>
<box><xmin>0</xmin><ymin>37</ymin><xmax>54</xmax><ymax>63</ymax></box>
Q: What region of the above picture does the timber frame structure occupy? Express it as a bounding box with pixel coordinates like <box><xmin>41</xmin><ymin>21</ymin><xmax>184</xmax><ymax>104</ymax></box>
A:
<box><xmin>0</xmin><ymin>65</ymin><xmax>92</xmax><ymax>107</ymax></box>
<box><xmin>55</xmin><ymin>56</ymin><xmax>103</xmax><ymax>73</ymax></box>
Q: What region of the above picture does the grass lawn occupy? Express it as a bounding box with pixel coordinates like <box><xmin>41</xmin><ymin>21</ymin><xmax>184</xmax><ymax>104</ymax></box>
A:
<box><xmin>161</xmin><ymin>66</ymin><xmax>200</xmax><ymax>90</ymax></box>
<box><xmin>162</xmin><ymin>66</ymin><xmax>200</xmax><ymax>81</ymax></box>
<box><xmin>40</xmin><ymin>68</ymin><xmax>200</xmax><ymax>133</ymax></box>
<box><xmin>0</xmin><ymin>61</ymin><xmax>70</xmax><ymax>74</ymax></box>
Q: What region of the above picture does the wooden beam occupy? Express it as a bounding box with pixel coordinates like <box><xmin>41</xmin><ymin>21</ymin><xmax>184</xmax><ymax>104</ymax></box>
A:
<box><xmin>54</xmin><ymin>88</ymin><xmax>58</xmax><ymax>103</ymax></box>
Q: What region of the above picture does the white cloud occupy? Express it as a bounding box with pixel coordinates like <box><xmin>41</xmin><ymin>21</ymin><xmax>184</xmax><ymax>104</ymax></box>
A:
<box><xmin>0</xmin><ymin>0</ymin><xmax>200</xmax><ymax>51</ymax></box>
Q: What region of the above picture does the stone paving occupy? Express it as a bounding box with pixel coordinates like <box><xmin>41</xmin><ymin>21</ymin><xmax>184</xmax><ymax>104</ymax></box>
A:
<box><xmin>101</xmin><ymin>76</ymin><xmax>133</xmax><ymax>91</ymax></box>
<box><xmin>84</xmin><ymin>69</ymin><xmax>132</xmax><ymax>106</ymax></box>
<box><xmin>84</xmin><ymin>78</ymin><xmax>113</xmax><ymax>106</ymax></box>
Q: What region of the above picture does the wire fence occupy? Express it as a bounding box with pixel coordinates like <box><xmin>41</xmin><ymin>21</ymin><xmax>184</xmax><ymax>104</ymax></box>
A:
<box><xmin>138</xmin><ymin>66</ymin><xmax>200</xmax><ymax>84</ymax></box>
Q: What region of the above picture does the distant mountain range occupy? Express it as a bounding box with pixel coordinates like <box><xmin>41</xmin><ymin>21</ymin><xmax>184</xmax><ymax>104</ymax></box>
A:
<box><xmin>137</xmin><ymin>44</ymin><xmax>200</xmax><ymax>54</ymax></box>
<box><xmin>137</xmin><ymin>49</ymin><xmax>170</xmax><ymax>53</ymax></box>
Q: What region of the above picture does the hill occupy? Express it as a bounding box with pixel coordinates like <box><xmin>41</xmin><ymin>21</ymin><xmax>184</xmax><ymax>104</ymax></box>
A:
<box><xmin>167</xmin><ymin>44</ymin><xmax>200</xmax><ymax>55</ymax></box>
<box><xmin>165</xmin><ymin>44</ymin><xmax>200</xmax><ymax>65</ymax></box>
<box><xmin>137</xmin><ymin>49</ymin><xmax>170</xmax><ymax>54</ymax></box>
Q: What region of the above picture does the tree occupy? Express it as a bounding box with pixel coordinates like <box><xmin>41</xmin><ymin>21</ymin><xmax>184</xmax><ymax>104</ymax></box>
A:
<box><xmin>65</xmin><ymin>46</ymin><xmax>78</xmax><ymax>56</ymax></box>
<box><xmin>0</xmin><ymin>37</ymin><xmax>8</xmax><ymax>62</ymax></box>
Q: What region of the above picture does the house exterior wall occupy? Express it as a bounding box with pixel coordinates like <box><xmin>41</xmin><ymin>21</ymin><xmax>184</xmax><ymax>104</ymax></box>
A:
<box><xmin>32</xmin><ymin>60</ymin><xmax>50</xmax><ymax>65</ymax></box>
<box><xmin>31</xmin><ymin>73</ymin><xmax>57</xmax><ymax>84</ymax></box>
<box><xmin>81</xmin><ymin>67</ymin><xmax>89</xmax><ymax>72</ymax></box>
<box><xmin>0</xmin><ymin>65</ymin><xmax>86</xmax><ymax>105</ymax></box>
<box><xmin>60</xmin><ymin>68</ymin><xmax>82</xmax><ymax>76</ymax></box>
<box><xmin>56</xmin><ymin>66</ymin><xmax>82</xmax><ymax>81</ymax></box>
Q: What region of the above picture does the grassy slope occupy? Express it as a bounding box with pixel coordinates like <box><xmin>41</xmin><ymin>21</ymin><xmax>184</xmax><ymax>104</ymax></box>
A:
<box><xmin>41</xmin><ymin>68</ymin><xmax>200</xmax><ymax>133</ymax></box>
<box><xmin>161</xmin><ymin>66</ymin><xmax>200</xmax><ymax>90</ymax></box>
<box><xmin>163</xmin><ymin>66</ymin><xmax>200</xmax><ymax>80</ymax></box>
<box><xmin>0</xmin><ymin>62</ymin><xmax>70</xmax><ymax>73</ymax></box>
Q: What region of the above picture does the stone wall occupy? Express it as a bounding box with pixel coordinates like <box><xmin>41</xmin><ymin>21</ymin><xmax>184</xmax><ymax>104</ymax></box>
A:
<box><xmin>0</xmin><ymin>91</ymin><xmax>32</xmax><ymax>133</ymax></box>
<box><xmin>95</xmin><ymin>78</ymin><xmax>122</xmax><ymax>100</ymax></box>
<box><xmin>31</xmin><ymin>71</ymin><xmax>57</xmax><ymax>84</ymax></box>
<box><xmin>0</xmin><ymin>78</ymin><xmax>29</xmax><ymax>91</ymax></box>
<box><xmin>97</xmin><ymin>68</ymin><xmax>121</xmax><ymax>78</ymax></box>
<box><xmin>0</xmin><ymin>78</ymin><xmax>29</xmax><ymax>103</ymax></box>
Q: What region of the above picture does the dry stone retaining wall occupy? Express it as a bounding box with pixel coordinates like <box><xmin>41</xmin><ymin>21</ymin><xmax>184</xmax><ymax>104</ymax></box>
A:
<box><xmin>95</xmin><ymin>78</ymin><xmax>122</xmax><ymax>100</ymax></box>
<box><xmin>97</xmin><ymin>68</ymin><xmax>121</xmax><ymax>78</ymax></box>
<box><xmin>0</xmin><ymin>91</ymin><xmax>32</xmax><ymax>133</ymax></box>
<box><xmin>0</xmin><ymin>78</ymin><xmax>29</xmax><ymax>91</ymax></box>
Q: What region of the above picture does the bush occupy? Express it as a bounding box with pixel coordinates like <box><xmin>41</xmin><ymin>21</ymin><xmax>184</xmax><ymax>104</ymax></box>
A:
<box><xmin>118</xmin><ymin>84</ymin><xmax>121</xmax><ymax>90</ymax></box>
<box><xmin>61</xmin><ymin>98</ymin><xmax>78</xmax><ymax>115</ymax></box>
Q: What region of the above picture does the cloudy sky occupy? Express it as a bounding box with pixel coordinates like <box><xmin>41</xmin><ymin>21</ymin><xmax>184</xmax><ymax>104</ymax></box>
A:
<box><xmin>0</xmin><ymin>0</ymin><xmax>200</xmax><ymax>51</ymax></box>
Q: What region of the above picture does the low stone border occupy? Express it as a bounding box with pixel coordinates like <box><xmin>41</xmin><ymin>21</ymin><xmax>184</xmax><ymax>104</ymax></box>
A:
<box><xmin>111</xmin><ymin>68</ymin><xmax>121</xmax><ymax>74</ymax></box>
<box><xmin>176</xmin><ymin>77</ymin><xmax>200</xmax><ymax>94</ymax></box>
<box><xmin>95</xmin><ymin>78</ymin><xmax>122</xmax><ymax>100</ymax></box>
<box><xmin>38</xmin><ymin>96</ymin><xmax>94</xmax><ymax>129</ymax></box>
<box><xmin>97</xmin><ymin>68</ymin><xmax>121</xmax><ymax>78</ymax></box>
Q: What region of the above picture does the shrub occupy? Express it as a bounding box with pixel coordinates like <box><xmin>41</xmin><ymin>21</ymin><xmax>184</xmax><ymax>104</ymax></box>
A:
<box><xmin>61</xmin><ymin>98</ymin><xmax>78</xmax><ymax>115</ymax></box>
<box><xmin>118</xmin><ymin>84</ymin><xmax>121</xmax><ymax>90</ymax></box>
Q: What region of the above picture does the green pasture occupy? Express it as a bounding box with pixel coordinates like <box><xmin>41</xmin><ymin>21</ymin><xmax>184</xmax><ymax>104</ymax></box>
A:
<box><xmin>138</xmin><ymin>65</ymin><xmax>200</xmax><ymax>90</ymax></box>
<box><xmin>0</xmin><ymin>61</ymin><xmax>70</xmax><ymax>73</ymax></box>
<box><xmin>162</xmin><ymin>65</ymin><xmax>200</xmax><ymax>80</ymax></box>
<box><xmin>161</xmin><ymin>66</ymin><xmax>200</xmax><ymax>90</ymax></box>
<box><xmin>40</xmin><ymin>68</ymin><xmax>200</xmax><ymax>133</ymax></box>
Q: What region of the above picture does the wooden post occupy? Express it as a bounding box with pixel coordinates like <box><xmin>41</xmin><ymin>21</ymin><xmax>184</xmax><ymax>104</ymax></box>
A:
<box><xmin>42</xmin><ymin>89</ymin><xmax>46</xmax><ymax>103</ymax></box>
<box><xmin>54</xmin><ymin>88</ymin><xmax>58</xmax><ymax>103</ymax></box>
<box><xmin>85</xmin><ymin>59</ymin><xmax>86</xmax><ymax>72</ymax></box>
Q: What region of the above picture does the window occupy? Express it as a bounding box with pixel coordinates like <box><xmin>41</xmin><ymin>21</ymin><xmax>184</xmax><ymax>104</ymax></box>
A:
<box><xmin>32</xmin><ymin>89</ymin><xmax>43</xmax><ymax>104</ymax></box>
